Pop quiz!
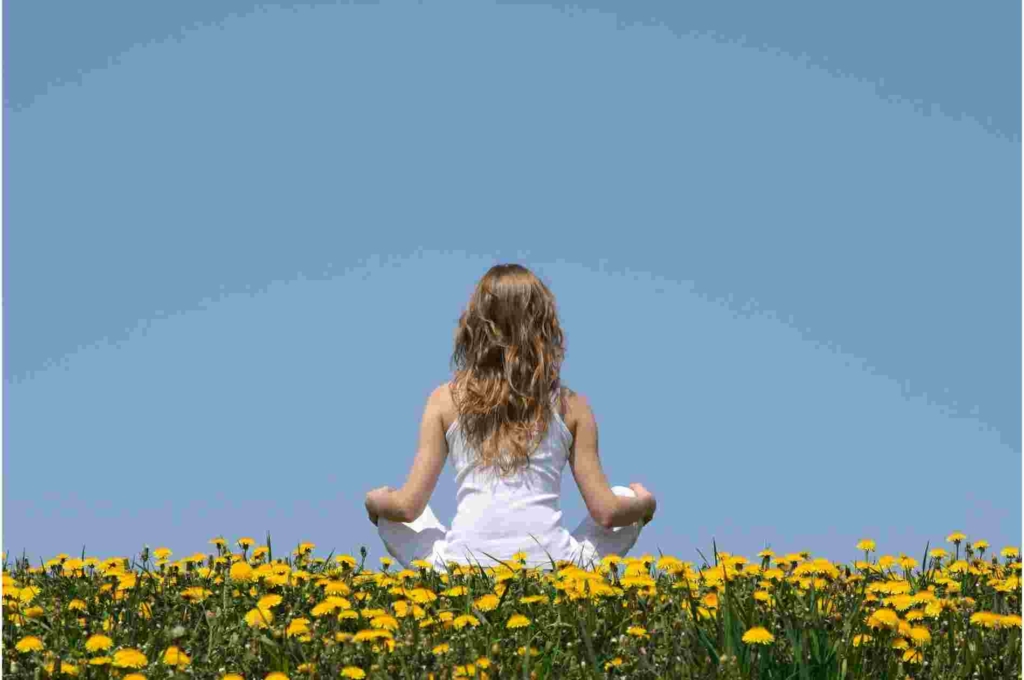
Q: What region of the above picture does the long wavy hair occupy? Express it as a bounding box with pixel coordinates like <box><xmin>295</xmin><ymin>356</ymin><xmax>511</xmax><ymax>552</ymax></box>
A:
<box><xmin>449</xmin><ymin>263</ymin><xmax>568</xmax><ymax>479</ymax></box>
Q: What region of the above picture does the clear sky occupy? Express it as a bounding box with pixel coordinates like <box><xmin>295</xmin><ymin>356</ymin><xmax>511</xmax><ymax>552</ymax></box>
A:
<box><xmin>3</xmin><ymin>0</ymin><xmax>1020</xmax><ymax>566</ymax></box>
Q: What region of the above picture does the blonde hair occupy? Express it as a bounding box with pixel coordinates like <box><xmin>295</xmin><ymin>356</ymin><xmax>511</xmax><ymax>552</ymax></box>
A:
<box><xmin>449</xmin><ymin>263</ymin><xmax>567</xmax><ymax>479</ymax></box>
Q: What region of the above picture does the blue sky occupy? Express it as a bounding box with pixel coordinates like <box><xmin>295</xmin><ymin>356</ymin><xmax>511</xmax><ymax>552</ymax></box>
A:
<box><xmin>3</xmin><ymin>0</ymin><xmax>1020</xmax><ymax>566</ymax></box>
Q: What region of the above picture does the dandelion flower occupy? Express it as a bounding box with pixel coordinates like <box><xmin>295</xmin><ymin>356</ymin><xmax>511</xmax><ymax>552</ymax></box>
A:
<box><xmin>474</xmin><ymin>594</ymin><xmax>500</xmax><ymax>612</ymax></box>
<box><xmin>286</xmin><ymin>619</ymin><xmax>311</xmax><ymax>638</ymax></box>
<box><xmin>341</xmin><ymin>668</ymin><xmax>367</xmax><ymax>679</ymax></box>
<box><xmin>245</xmin><ymin>607</ymin><xmax>274</xmax><ymax>628</ymax></box>
<box><xmin>909</xmin><ymin>627</ymin><xmax>931</xmax><ymax>645</ymax></box>
<box><xmin>506</xmin><ymin>614</ymin><xmax>531</xmax><ymax>629</ymax></box>
<box><xmin>432</xmin><ymin>643</ymin><xmax>451</xmax><ymax>655</ymax></box>
<box><xmin>221</xmin><ymin>675</ymin><xmax>245</xmax><ymax>680</ymax></box>
<box><xmin>902</xmin><ymin>648</ymin><xmax>923</xmax><ymax>664</ymax></box>
<box><xmin>453</xmin><ymin>614</ymin><xmax>480</xmax><ymax>629</ymax></box>
<box><xmin>742</xmin><ymin>626</ymin><xmax>774</xmax><ymax>645</ymax></box>
<box><xmin>970</xmin><ymin>612</ymin><xmax>1002</xmax><ymax>628</ymax></box>
<box><xmin>112</xmin><ymin>648</ymin><xmax>148</xmax><ymax>669</ymax></box>
<box><xmin>229</xmin><ymin>562</ymin><xmax>254</xmax><ymax>582</ymax></box>
<box><xmin>371</xmin><ymin>615</ymin><xmax>399</xmax><ymax>631</ymax></box>
<box><xmin>15</xmin><ymin>636</ymin><xmax>44</xmax><ymax>653</ymax></box>
<box><xmin>1001</xmin><ymin>547</ymin><xmax>1020</xmax><ymax>559</ymax></box>
<box><xmin>856</xmin><ymin>539</ymin><xmax>876</xmax><ymax>552</ymax></box>
<box><xmin>867</xmin><ymin>608</ymin><xmax>900</xmax><ymax>630</ymax></box>
<box><xmin>351</xmin><ymin>629</ymin><xmax>391</xmax><ymax>643</ymax></box>
<box><xmin>163</xmin><ymin>646</ymin><xmax>191</xmax><ymax>668</ymax></box>
<box><xmin>266</xmin><ymin>674</ymin><xmax>289</xmax><ymax>680</ymax></box>
<box><xmin>946</xmin><ymin>532</ymin><xmax>966</xmax><ymax>544</ymax></box>
<box><xmin>85</xmin><ymin>634</ymin><xmax>113</xmax><ymax>652</ymax></box>
<box><xmin>626</xmin><ymin>626</ymin><xmax>648</xmax><ymax>638</ymax></box>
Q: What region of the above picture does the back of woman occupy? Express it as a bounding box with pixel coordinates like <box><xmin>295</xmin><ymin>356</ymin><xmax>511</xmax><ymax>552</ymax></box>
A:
<box><xmin>442</xmin><ymin>382</ymin><xmax>577</xmax><ymax>568</ymax></box>
<box><xmin>367</xmin><ymin>263</ymin><xmax>657</xmax><ymax>572</ymax></box>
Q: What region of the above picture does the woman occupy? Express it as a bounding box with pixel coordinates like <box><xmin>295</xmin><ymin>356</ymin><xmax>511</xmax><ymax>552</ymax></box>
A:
<box><xmin>365</xmin><ymin>263</ymin><xmax>657</xmax><ymax>572</ymax></box>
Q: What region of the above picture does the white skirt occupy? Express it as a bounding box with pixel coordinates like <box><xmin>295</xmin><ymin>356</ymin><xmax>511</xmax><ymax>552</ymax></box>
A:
<box><xmin>378</xmin><ymin>485</ymin><xmax>643</xmax><ymax>571</ymax></box>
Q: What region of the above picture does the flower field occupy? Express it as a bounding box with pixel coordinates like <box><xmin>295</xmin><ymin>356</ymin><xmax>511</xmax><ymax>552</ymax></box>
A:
<box><xmin>2</xmin><ymin>533</ymin><xmax>1020</xmax><ymax>679</ymax></box>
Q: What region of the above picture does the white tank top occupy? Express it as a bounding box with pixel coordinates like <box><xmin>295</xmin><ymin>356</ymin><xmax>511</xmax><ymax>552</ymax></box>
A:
<box><xmin>440</xmin><ymin>387</ymin><xmax>576</xmax><ymax>568</ymax></box>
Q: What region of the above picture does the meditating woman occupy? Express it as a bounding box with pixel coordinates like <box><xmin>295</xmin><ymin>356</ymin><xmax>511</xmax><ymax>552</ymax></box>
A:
<box><xmin>364</xmin><ymin>263</ymin><xmax>657</xmax><ymax>572</ymax></box>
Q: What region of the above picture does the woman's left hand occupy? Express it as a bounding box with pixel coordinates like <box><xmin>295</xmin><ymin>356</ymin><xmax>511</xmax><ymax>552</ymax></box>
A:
<box><xmin>365</xmin><ymin>486</ymin><xmax>395</xmax><ymax>526</ymax></box>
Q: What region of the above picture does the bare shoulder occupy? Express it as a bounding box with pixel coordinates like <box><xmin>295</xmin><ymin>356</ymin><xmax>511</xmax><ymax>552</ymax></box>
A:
<box><xmin>439</xmin><ymin>381</ymin><xmax>458</xmax><ymax>433</ymax></box>
<box><xmin>558</xmin><ymin>384</ymin><xmax>586</xmax><ymax>437</ymax></box>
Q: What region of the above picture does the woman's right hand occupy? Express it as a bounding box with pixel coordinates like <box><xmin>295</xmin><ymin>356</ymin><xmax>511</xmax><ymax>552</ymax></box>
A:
<box><xmin>629</xmin><ymin>482</ymin><xmax>657</xmax><ymax>526</ymax></box>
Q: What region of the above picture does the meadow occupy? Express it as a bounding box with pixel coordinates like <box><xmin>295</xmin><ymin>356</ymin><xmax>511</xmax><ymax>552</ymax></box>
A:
<box><xmin>2</xmin><ymin>533</ymin><xmax>1020</xmax><ymax>679</ymax></box>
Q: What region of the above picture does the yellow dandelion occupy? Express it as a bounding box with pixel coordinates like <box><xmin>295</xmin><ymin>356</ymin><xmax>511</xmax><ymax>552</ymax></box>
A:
<box><xmin>902</xmin><ymin>648</ymin><xmax>924</xmax><ymax>664</ymax></box>
<box><xmin>112</xmin><ymin>648</ymin><xmax>148</xmax><ymax>669</ymax></box>
<box><xmin>245</xmin><ymin>607</ymin><xmax>274</xmax><ymax>628</ymax></box>
<box><xmin>162</xmin><ymin>646</ymin><xmax>191</xmax><ymax>668</ymax></box>
<box><xmin>909</xmin><ymin>627</ymin><xmax>931</xmax><ymax>646</ymax></box>
<box><xmin>506</xmin><ymin>614</ymin><xmax>531</xmax><ymax>629</ymax></box>
<box><xmin>970</xmin><ymin>612</ymin><xmax>1002</xmax><ymax>628</ymax></box>
<box><xmin>856</xmin><ymin>539</ymin><xmax>876</xmax><ymax>552</ymax></box>
<box><xmin>432</xmin><ymin>643</ymin><xmax>451</xmax><ymax>655</ymax></box>
<box><xmin>221</xmin><ymin>675</ymin><xmax>245</xmax><ymax>680</ymax></box>
<box><xmin>371</xmin><ymin>614</ymin><xmax>400</xmax><ymax>631</ymax></box>
<box><xmin>341</xmin><ymin>668</ymin><xmax>367</xmax><ymax>679</ymax></box>
<box><xmin>286</xmin><ymin>618</ymin><xmax>311</xmax><ymax>638</ymax></box>
<box><xmin>742</xmin><ymin>626</ymin><xmax>774</xmax><ymax>644</ymax></box>
<box><xmin>88</xmin><ymin>657</ymin><xmax>112</xmax><ymax>666</ymax></box>
<box><xmin>626</xmin><ymin>625</ymin><xmax>648</xmax><ymax>638</ymax></box>
<box><xmin>265</xmin><ymin>674</ymin><xmax>289</xmax><ymax>680</ymax></box>
<box><xmin>237</xmin><ymin>537</ymin><xmax>255</xmax><ymax>549</ymax></box>
<box><xmin>474</xmin><ymin>594</ymin><xmax>500</xmax><ymax>612</ymax></box>
<box><xmin>1001</xmin><ymin>614</ymin><xmax>1023</xmax><ymax>628</ymax></box>
<box><xmin>852</xmin><ymin>634</ymin><xmax>872</xmax><ymax>647</ymax></box>
<box><xmin>85</xmin><ymin>634</ymin><xmax>113</xmax><ymax>652</ymax></box>
<box><xmin>867</xmin><ymin>608</ymin><xmax>900</xmax><ymax>630</ymax></box>
<box><xmin>352</xmin><ymin>629</ymin><xmax>393</xmax><ymax>642</ymax></box>
<box><xmin>15</xmin><ymin>635</ymin><xmax>44</xmax><ymax>653</ymax></box>
<box><xmin>453</xmin><ymin>614</ymin><xmax>480</xmax><ymax>629</ymax></box>
<box><xmin>946</xmin><ymin>532</ymin><xmax>967</xmax><ymax>544</ymax></box>
<box><xmin>229</xmin><ymin>562</ymin><xmax>254</xmax><ymax>582</ymax></box>
<box><xmin>1001</xmin><ymin>546</ymin><xmax>1020</xmax><ymax>559</ymax></box>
